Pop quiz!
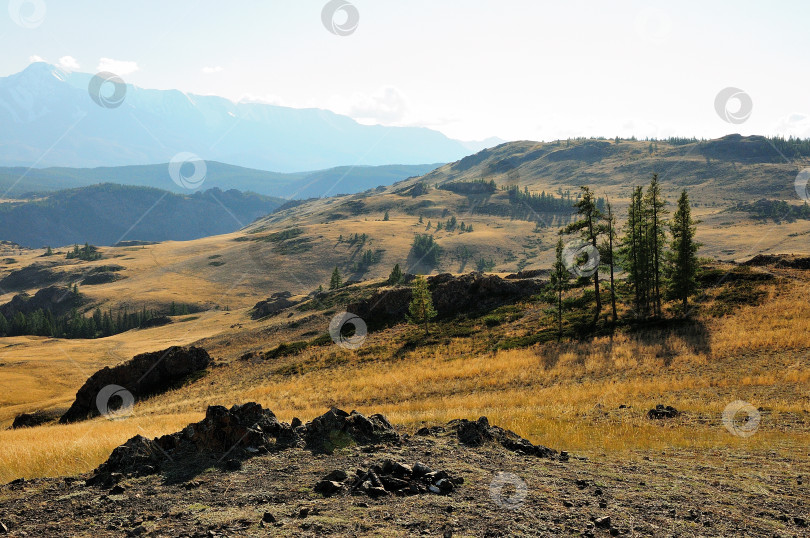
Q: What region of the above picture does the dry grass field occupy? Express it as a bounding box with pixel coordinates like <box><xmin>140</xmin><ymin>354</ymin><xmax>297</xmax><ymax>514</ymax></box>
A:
<box><xmin>1</xmin><ymin>256</ymin><xmax>808</xmax><ymax>485</ymax></box>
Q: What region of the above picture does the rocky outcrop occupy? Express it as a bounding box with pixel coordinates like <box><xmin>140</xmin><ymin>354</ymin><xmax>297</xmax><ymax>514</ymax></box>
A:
<box><xmin>11</xmin><ymin>411</ymin><xmax>54</xmax><ymax>429</ymax></box>
<box><xmin>347</xmin><ymin>272</ymin><xmax>543</xmax><ymax>327</ymax></box>
<box><xmin>251</xmin><ymin>291</ymin><xmax>297</xmax><ymax>319</ymax></box>
<box><xmin>91</xmin><ymin>405</ymin><xmax>400</xmax><ymax>483</ymax></box>
<box><xmin>59</xmin><ymin>346</ymin><xmax>210</xmax><ymax>424</ymax></box>
<box><xmin>743</xmin><ymin>254</ymin><xmax>810</xmax><ymax>270</ymax></box>
<box><xmin>304</xmin><ymin>408</ymin><xmax>400</xmax><ymax>454</ymax></box>
<box><xmin>647</xmin><ymin>405</ymin><xmax>679</xmax><ymax>419</ymax></box>
<box><xmin>448</xmin><ymin>416</ymin><xmax>559</xmax><ymax>459</ymax></box>
<box><xmin>0</xmin><ymin>286</ymin><xmax>83</xmax><ymax>319</ymax></box>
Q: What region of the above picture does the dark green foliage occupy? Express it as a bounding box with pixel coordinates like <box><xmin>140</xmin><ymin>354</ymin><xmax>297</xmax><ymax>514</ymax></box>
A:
<box><xmin>438</xmin><ymin>179</ymin><xmax>496</xmax><ymax>195</ymax></box>
<box><xmin>408</xmin><ymin>276</ymin><xmax>437</xmax><ymax>335</ymax></box>
<box><xmin>411</xmin><ymin>234</ymin><xmax>442</xmax><ymax>267</ymax></box>
<box><xmin>329</xmin><ymin>267</ymin><xmax>342</xmax><ymax>290</ymax></box>
<box><xmin>66</xmin><ymin>243</ymin><xmax>102</xmax><ymax>261</ymax></box>
<box><xmin>476</xmin><ymin>257</ymin><xmax>495</xmax><ymax>272</ymax></box>
<box><xmin>506</xmin><ymin>185</ymin><xmax>579</xmax><ymax>214</ymax></box>
<box><xmin>388</xmin><ymin>264</ymin><xmax>403</xmax><ymax>285</ymax></box>
<box><xmin>735</xmin><ymin>199</ymin><xmax>810</xmax><ymax>222</ymax></box>
<box><xmin>0</xmin><ymin>304</ymin><xmax>163</xmax><ymax>339</ymax></box>
<box><xmin>666</xmin><ymin>191</ymin><xmax>701</xmax><ymax>315</ymax></box>
<box><xmin>550</xmin><ymin>237</ymin><xmax>570</xmax><ymax>339</ymax></box>
<box><xmin>564</xmin><ymin>186</ymin><xmax>604</xmax><ymax>325</ymax></box>
<box><xmin>353</xmin><ymin>249</ymin><xmax>383</xmax><ymax>272</ymax></box>
<box><xmin>264</xmin><ymin>228</ymin><xmax>304</xmax><ymax>242</ymax></box>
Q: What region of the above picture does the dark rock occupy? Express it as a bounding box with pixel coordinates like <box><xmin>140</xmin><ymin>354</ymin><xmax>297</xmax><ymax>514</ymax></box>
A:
<box><xmin>251</xmin><ymin>294</ymin><xmax>297</xmax><ymax>320</ymax></box>
<box><xmin>647</xmin><ymin>405</ymin><xmax>679</xmax><ymax>420</ymax></box>
<box><xmin>595</xmin><ymin>516</ymin><xmax>611</xmax><ymax>529</ymax></box>
<box><xmin>11</xmin><ymin>410</ymin><xmax>54</xmax><ymax>429</ymax></box>
<box><xmin>322</xmin><ymin>470</ymin><xmax>348</xmax><ymax>482</ymax></box>
<box><xmin>366</xmin><ymin>486</ymin><xmax>388</xmax><ymax>498</ymax></box>
<box><xmin>91</xmin><ymin>403</ymin><xmax>303</xmax><ymax>482</ymax></box>
<box><xmin>795</xmin><ymin>517</ymin><xmax>807</xmax><ymax>527</ymax></box>
<box><xmin>109</xmin><ymin>485</ymin><xmax>125</xmax><ymax>495</ymax></box>
<box><xmin>291</xmin><ymin>417</ymin><xmax>302</xmax><ymax>428</ymax></box>
<box><xmin>303</xmin><ymin>407</ymin><xmax>399</xmax><ymax>454</ymax></box>
<box><xmin>138</xmin><ymin>315</ymin><xmax>172</xmax><ymax>329</ymax></box>
<box><xmin>225</xmin><ymin>459</ymin><xmax>242</xmax><ymax>471</ymax></box>
<box><xmin>314</xmin><ymin>480</ymin><xmax>344</xmax><ymax>497</ymax></box>
<box><xmin>81</xmin><ymin>271</ymin><xmax>124</xmax><ymax>285</ymax></box>
<box><xmin>60</xmin><ymin>346</ymin><xmax>211</xmax><ymax>423</ymax></box>
<box><xmin>347</xmin><ymin>272</ymin><xmax>543</xmax><ymax>328</ymax></box>
<box><xmin>412</xmin><ymin>462</ymin><xmax>433</xmax><ymax>478</ymax></box>
<box><xmin>261</xmin><ymin>512</ymin><xmax>275</xmax><ymax>524</ymax></box>
<box><xmin>449</xmin><ymin>416</ymin><xmax>557</xmax><ymax>458</ymax></box>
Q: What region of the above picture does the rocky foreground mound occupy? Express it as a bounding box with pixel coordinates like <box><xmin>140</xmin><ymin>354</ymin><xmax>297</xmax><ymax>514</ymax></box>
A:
<box><xmin>90</xmin><ymin>403</ymin><xmax>558</xmax><ymax>489</ymax></box>
<box><xmin>2</xmin><ymin>405</ymin><xmax>804</xmax><ymax>537</ymax></box>
<box><xmin>60</xmin><ymin>346</ymin><xmax>210</xmax><ymax>424</ymax></box>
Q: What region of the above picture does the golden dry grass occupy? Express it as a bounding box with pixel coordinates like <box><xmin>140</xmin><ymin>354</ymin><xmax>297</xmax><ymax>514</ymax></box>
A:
<box><xmin>1</xmin><ymin>268</ymin><xmax>808</xmax><ymax>484</ymax></box>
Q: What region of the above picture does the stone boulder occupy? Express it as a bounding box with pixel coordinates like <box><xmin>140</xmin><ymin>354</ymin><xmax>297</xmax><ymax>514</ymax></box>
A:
<box><xmin>59</xmin><ymin>346</ymin><xmax>210</xmax><ymax>423</ymax></box>
<box><xmin>304</xmin><ymin>407</ymin><xmax>400</xmax><ymax>454</ymax></box>
<box><xmin>91</xmin><ymin>403</ymin><xmax>304</xmax><ymax>483</ymax></box>
<box><xmin>347</xmin><ymin>272</ymin><xmax>543</xmax><ymax>328</ymax></box>
<box><xmin>448</xmin><ymin>416</ymin><xmax>558</xmax><ymax>459</ymax></box>
<box><xmin>11</xmin><ymin>411</ymin><xmax>53</xmax><ymax>429</ymax></box>
<box><xmin>647</xmin><ymin>404</ymin><xmax>679</xmax><ymax>419</ymax></box>
<box><xmin>251</xmin><ymin>292</ymin><xmax>297</xmax><ymax>319</ymax></box>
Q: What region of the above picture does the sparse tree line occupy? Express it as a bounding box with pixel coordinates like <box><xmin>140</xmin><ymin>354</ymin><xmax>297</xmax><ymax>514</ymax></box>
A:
<box><xmin>65</xmin><ymin>243</ymin><xmax>102</xmax><ymax>261</ymax></box>
<box><xmin>552</xmin><ymin>174</ymin><xmax>700</xmax><ymax>338</ymax></box>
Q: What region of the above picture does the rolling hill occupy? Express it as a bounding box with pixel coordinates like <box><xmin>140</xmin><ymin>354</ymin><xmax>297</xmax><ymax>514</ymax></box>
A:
<box><xmin>0</xmin><ymin>184</ymin><xmax>285</xmax><ymax>248</ymax></box>
<box><xmin>0</xmin><ymin>161</ymin><xmax>442</xmax><ymax>198</ymax></box>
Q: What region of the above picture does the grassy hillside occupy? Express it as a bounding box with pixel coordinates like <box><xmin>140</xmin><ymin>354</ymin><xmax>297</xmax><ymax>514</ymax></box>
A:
<box><xmin>0</xmin><ymin>184</ymin><xmax>285</xmax><ymax>248</ymax></box>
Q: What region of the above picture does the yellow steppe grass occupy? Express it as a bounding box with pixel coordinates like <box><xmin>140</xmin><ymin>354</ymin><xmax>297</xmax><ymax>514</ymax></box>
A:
<box><xmin>1</xmin><ymin>276</ymin><xmax>808</xmax><ymax>483</ymax></box>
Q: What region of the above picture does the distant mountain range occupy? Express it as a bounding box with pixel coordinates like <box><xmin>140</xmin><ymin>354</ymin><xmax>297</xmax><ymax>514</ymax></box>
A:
<box><xmin>0</xmin><ymin>184</ymin><xmax>286</xmax><ymax>248</ymax></box>
<box><xmin>0</xmin><ymin>63</ymin><xmax>501</xmax><ymax>171</ymax></box>
<box><xmin>0</xmin><ymin>161</ymin><xmax>442</xmax><ymax>199</ymax></box>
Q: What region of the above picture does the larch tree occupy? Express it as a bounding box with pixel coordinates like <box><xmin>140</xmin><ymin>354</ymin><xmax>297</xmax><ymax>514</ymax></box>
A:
<box><xmin>564</xmin><ymin>186</ymin><xmax>604</xmax><ymax>326</ymax></box>
<box><xmin>667</xmin><ymin>190</ymin><xmax>701</xmax><ymax>316</ymax></box>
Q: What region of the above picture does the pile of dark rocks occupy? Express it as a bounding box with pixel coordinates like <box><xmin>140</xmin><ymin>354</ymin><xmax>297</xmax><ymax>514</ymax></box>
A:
<box><xmin>90</xmin><ymin>405</ymin><xmax>400</xmax><ymax>485</ymax></box>
<box><xmin>315</xmin><ymin>459</ymin><xmax>462</xmax><ymax>498</ymax></box>
<box><xmin>647</xmin><ymin>405</ymin><xmax>679</xmax><ymax>419</ymax></box>
<box><xmin>444</xmin><ymin>416</ymin><xmax>563</xmax><ymax>460</ymax></box>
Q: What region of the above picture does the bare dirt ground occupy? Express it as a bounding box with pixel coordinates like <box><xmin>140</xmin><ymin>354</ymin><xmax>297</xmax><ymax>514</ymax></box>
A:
<box><xmin>1</xmin><ymin>415</ymin><xmax>808</xmax><ymax>538</ymax></box>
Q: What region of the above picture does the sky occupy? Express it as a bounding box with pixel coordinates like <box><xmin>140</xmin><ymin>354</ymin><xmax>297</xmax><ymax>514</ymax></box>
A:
<box><xmin>1</xmin><ymin>0</ymin><xmax>809</xmax><ymax>143</ymax></box>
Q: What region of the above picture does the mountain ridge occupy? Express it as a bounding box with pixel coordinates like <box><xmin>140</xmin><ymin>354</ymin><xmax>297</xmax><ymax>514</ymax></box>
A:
<box><xmin>0</xmin><ymin>63</ymin><xmax>483</xmax><ymax>171</ymax></box>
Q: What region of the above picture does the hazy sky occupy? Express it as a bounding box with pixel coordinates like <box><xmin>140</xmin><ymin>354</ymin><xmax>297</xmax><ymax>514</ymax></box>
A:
<box><xmin>2</xmin><ymin>0</ymin><xmax>809</xmax><ymax>142</ymax></box>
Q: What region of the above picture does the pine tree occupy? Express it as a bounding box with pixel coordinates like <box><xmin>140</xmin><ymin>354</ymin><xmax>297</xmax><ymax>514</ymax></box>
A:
<box><xmin>408</xmin><ymin>276</ymin><xmax>437</xmax><ymax>336</ymax></box>
<box><xmin>564</xmin><ymin>186</ymin><xmax>604</xmax><ymax>326</ymax></box>
<box><xmin>645</xmin><ymin>174</ymin><xmax>668</xmax><ymax>317</ymax></box>
<box><xmin>388</xmin><ymin>263</ymin><xmax>403</xmax><ymax>285</ymax></box>
<box><xmin>621</xmin><ymin>186</ymin><xmax>649</xmax><ymax>319</ymax></box>
<box><xmin>329</xmin><ymin>267</ymin><xmax>342</xmax><ymax>290</ymax></box>
<box><xmin>667</xmin><ymin>190</ymin><xmax>701</xmax><ymax>316</ymax></box>
<box><xmin>418</xmin><ymin>215</ymin><xmax>424</xmax><ymax>224</ymax></box>
<box><xmin>602</xmin><ymin>199</ymin><xmax>618</xmax><ymax>324</ymax></box>
<box><xmin>383</xmin><ymin>210</ymin><xmax>390</xmax><ymax>221</ymax></box>
<box><xmin>550</xmin><ymin>236</ymin><xmax>570</xmax><ymax>340</ymax></box>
